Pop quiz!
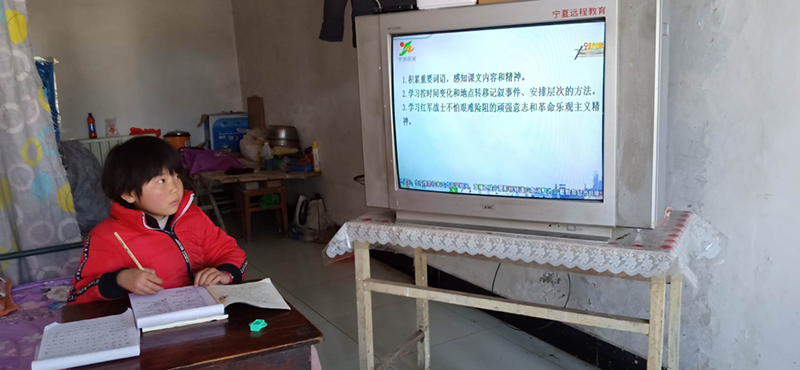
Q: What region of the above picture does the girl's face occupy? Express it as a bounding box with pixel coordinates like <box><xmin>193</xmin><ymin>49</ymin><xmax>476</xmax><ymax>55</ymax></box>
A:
<box><xmin>121</xmin><ymin>168</ymin><xmax>184</xmax><ymax>220</ymax></box>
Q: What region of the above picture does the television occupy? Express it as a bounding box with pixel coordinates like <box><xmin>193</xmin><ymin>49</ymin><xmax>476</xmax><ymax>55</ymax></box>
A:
<box><xmin>356</xmin><ymin>0</ymin><xmax>670</xmax><ymax>238</ymax></box>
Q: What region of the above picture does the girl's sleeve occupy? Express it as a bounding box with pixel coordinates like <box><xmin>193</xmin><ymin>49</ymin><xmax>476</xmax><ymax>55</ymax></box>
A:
<box><xmin>198</xmin><ymin>207</ymin><xmax>247</xmax><ymax>283</ymax></box>
<box><xmin>67</xmin><ymin>236</ymin><xmax>129</xmax><ymax>304</ymax></box>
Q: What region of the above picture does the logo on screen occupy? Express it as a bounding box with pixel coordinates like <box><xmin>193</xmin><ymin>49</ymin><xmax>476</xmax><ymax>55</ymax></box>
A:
<box><xmin>399</xmin><ymin>41</ymin><xmax>414</xmax><ymax>56</ymax></box>
<box><xmin>574</xmin><ymin>42</ymin><xmax>604</xmax><ymax>59</ymax></box>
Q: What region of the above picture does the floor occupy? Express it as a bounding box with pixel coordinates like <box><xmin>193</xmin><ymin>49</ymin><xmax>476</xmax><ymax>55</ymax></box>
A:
<box><xmin>233</xmin><ymin>214</ymin><xmax>599</xmax><ymax>370</ymax></box>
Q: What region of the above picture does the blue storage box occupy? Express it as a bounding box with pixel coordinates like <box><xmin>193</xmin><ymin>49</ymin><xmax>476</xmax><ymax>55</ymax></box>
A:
<box><xmin>203</xmin><ymin>113</ymin><xmax>249</xmax><ymax>152</ymax></box>
<box><xmin>288</xmin><ymin>163</ymin><xmax>314</xmax><ymax>172</ymax></box>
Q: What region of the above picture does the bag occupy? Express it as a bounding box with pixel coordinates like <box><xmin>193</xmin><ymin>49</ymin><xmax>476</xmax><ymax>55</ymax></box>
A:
<box><xmin>259</xmin><ymin>194</ymin><xmax>281</xmax><ymax>210</ymax></box>
<box><xmin>181</xmin><ymin>148</ymin><xmax>242</xmax><ymax>175</ymax></box>
<box><xmin>305</xmin><ymin>198</ymin><xmax>330</xmax><ymax>232</ymax></box>
<box><xmin>0</xmin><ymin>277</ymin><xmax>19</xmax><ymax>317</ymax></box>
<box><xmin>240</xmin><ymin>129</ymin><xmax>269</xmax><ymax>163</ymax></box>
<box><xmin>105</xmin><ymin>117</ymin><xmax>120</xmax><ymax>137</ymax></box>
<box><xmin>239</xmin><ymin>137</ymin><xmax>261</xmax><ymax>163</ymax></box>
<box><xmin>293</xmin><ymin>194</ymin><xmax>335</xmax><ymax>243</ymax></box>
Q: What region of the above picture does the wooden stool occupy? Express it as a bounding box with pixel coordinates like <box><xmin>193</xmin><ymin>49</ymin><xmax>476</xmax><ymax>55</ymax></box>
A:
<box><xmin>236</xmin><ymin>185</ymin><xmax>289</xmax><ymax>244</ymax></box>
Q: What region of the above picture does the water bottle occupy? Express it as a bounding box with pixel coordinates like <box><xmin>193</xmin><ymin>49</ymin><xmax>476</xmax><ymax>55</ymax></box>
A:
<box><xmin>87</xmin><ymin>113</ymin><xmax>97</xmax><ymax>139</ymax></box>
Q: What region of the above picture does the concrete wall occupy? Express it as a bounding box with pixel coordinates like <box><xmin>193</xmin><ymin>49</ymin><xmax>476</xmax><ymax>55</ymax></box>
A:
<box><xmin>231</xmin><ymin>0</ymin><xmax>370</xmax><ymax>223</ymax></box>
<box><xmin>28</xmin><ymin>0</ymin><xmax>242</xmax><ymax>141</ymax></box>
<box><xmin>233</xmin><ymin>0</ymin><xmax>800</xmax><ymax>368</ymax></box>
<box><xmin>394</xmin><ymin>1</ymin><xmax>800</xmax><ymax>368</ymax></box>
<box><xmin>656</xmin><ymin>0</ymin><xmax>798</xmax><ymax>367</ymax></box>
<box><xmin>556</xmin><ymin>1</ymin><xmax>800</xmax><ymax>367</ymax></box>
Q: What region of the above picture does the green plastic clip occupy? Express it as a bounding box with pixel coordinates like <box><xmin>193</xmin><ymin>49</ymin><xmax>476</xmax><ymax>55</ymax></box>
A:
<box><xmin>249</xmin><ymin>319</ymin><xmax>268</xmax><ymax>332</ymax></box>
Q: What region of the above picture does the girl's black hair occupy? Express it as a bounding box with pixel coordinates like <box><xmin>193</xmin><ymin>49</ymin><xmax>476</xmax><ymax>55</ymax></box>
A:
<box><xmin>101</xmin><ymin>136</ymin><xmax>185</xmax><ymax>208</ymax></box>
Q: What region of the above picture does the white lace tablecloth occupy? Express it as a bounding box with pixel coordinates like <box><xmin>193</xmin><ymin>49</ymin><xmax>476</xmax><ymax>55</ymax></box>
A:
<box><xmin>324</xmin><ymin>210</ymin><xmax>726</xmax><ymax>284</ymax></box>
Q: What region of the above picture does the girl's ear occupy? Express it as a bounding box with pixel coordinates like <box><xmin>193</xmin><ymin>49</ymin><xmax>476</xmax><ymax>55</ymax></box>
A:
<box><xmin>120</xmin><ymin>191</ymin><xmax>137</xmax><ymax>205</ymax></box>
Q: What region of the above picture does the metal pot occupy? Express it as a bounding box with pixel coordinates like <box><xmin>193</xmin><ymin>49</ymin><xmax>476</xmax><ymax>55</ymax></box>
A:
<box><xmin>266</xmin><ymin>125</ymin><xmax>300</xmax><ymax>148</ymax></box>
<box><xmin>164</xmin><ymin>130</ymin><xmax>191</xmax><ymax>149</ymax></box>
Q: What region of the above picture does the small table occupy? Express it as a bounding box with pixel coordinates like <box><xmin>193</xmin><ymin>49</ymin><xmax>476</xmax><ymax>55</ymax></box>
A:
<box><xmin>61</xmin><ymin>297</ymin><xmax>324</xmax><ymax>369</ymax></box>
<box><xmin>325</xmin><ymin>210</ymin><xmax>726</xmax><ymax>370</ymax></box>
<box><xmin>199</xmin><ymin>161</ymin><xmax>320</xmax><ymax>242</ymax></box>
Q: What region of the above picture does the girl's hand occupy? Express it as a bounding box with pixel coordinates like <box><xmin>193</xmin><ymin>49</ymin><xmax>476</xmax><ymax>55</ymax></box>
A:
<box><xmin>194</xmin><ymin>268</ymin><xmax>232</xmax><ymax>287</ymax></box>
<box><xmin>117</xmin><ymin>268</ymin><xmax>163</xmax><ymax>295</ymax></box>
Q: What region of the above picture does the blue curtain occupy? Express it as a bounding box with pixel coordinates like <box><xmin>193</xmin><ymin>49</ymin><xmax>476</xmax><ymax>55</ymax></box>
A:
<box><xmin>35</xmin><ymin>60</ymin><xmax>59</xmax><ymax>141</ymax></box>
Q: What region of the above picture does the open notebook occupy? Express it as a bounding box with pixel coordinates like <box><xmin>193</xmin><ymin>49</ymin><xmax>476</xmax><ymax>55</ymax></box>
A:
<box><xmin>129</xmin><ymin>278</ymin><xmax>290</xmax><ymax>332</ymax></box>
<box><xmin>31</xmin><ymin>308</ymin><xmax>140</xmax><ymax>370</ymax></box>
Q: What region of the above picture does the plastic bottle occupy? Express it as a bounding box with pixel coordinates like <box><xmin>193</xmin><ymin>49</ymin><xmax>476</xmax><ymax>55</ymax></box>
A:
<box><xmin>261</xmin><ymin>143</ymin><xmax>274</xmax><ymax>171</ymax></box>
<box><xmin>312</xmin><ymin>141</ymin><xmax>321</xmax><ymax>172</ymax></box>
<box><xmin>87</xmin><ymin>113</ymin><xmax>97</xmax><ymax>139</ymax></box>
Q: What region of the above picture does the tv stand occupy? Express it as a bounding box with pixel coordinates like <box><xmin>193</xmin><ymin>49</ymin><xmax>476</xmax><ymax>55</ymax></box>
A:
<box><xmin>396</xmin><ymin>211</ymin><xmax>614</xmax><ymax>241</ymax></box>
<box><xmin>325</xmin><ymin>210</ymin><xmax>726</xmax><ymax>370</ymax></box>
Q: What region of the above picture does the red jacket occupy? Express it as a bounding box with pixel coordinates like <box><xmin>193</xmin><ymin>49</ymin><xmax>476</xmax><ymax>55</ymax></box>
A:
<box><xmin>68</xmin><ymin>191</ymin><xmax>247</xmax><ymax>304</ymax></box>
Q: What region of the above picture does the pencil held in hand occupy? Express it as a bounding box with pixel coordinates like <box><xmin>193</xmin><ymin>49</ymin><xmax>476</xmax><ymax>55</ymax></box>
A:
<box><xmin>112</xmin><ymin>232</ymin><xmax>163</xmax><ymax>295</ymax></box>
<box><xmin>117</xmin><ymin>268</ymin><xmax>163</xmax><ymax>295</ymax></box>
<box><xmin>114</xmin><ymin>232</ymin><xmax>145</xmax><ymax>271</ymax></box>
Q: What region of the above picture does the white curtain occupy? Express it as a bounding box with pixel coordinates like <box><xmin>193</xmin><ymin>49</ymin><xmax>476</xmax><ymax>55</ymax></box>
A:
<box><xmin>0</xmin><ymin>0</ymin><xmax>81</xmax><ymax>284</ymax></box>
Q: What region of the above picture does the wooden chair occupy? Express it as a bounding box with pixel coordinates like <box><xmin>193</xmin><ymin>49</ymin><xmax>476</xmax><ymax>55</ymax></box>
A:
<box><xmin>191</xmin><ymin>178</ymin><xmax>227</xmax><ymax>233</ymax></box>
<box><xmin>236</xmin><ymin>185</ymin><xmax>288</xmax><ymax>244</ymax></box>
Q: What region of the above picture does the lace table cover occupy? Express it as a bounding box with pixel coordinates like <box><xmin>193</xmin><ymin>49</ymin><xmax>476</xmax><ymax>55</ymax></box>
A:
<box><xmin>324</xmin><ymin>210</ymin><xmax>726</xmax><ymax>283</ymax></box>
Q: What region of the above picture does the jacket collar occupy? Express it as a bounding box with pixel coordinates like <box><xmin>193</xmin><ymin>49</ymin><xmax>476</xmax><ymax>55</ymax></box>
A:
<box><xmin>111</xmin><ymin>190</ymin><xmax>195</xmax><ymax>232</ymax></box>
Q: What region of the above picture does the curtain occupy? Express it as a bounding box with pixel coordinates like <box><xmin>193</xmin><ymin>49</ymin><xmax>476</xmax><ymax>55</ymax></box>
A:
<box><xmin>34</xmin><ymin>58</ymin><xmax>58</xmax><ymax>141</ymax></box>
<box><xmin>0</xmin><ymin>0</ymin><xmax>81</xmax><ymax>284</ymax></box>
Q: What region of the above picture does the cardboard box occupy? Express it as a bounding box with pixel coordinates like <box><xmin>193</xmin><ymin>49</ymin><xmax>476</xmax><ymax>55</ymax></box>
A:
<box><xmin>200</xmin><ymin>113</ymin><xmax>249</xmax><ymax>152</ymax></box>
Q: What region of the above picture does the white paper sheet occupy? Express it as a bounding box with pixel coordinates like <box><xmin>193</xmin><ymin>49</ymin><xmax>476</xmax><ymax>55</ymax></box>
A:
<box><xmin>129</xmin><ymin>286</ymin><xmax>224</xmax><ymax>329</ymax></box>
<box><xmin>31</xmin><ymin>308</ymin><xmax>140</xmax><ymax>370</ymax></box>
<box><xmin>206</xmin><ymin>278</ymin><xmax>290</xmax><ymax>310</ymax></box>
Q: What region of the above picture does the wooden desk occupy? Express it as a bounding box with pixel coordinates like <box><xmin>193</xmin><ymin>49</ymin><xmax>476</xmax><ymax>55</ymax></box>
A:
<box><xmin>198</xmin><ymin>163</ymin><xmax>320</xmax><ymax>242</ymax></box>
<box><xmin>61</xmin><ymin>298</ymin><xmax>323</xmax><ymax>369</ymax></box>
<box><xmin>198</xmin><ymin>169</ymin><xmax>320</xmax><ymax>185</ymax></box>
<box><xmin>198</xmin><ymin>155</ymin><xmax>320</xmax><ymax>185</ymax></box>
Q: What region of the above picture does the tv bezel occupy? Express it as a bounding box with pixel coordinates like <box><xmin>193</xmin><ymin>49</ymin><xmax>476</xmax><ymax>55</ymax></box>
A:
<box><xmin>356</xmin><ymin>0</ymin><xmax>669</xmax><ymax>230</ymax></box>
<box><xmin>380</xmin><ymin>0</ymin><xmax>618</xmax><ymax>227</ymax></box>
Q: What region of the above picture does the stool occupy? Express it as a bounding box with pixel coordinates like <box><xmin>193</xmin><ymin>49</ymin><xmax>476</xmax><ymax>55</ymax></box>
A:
<box><xmin>236</xmin><ymin>185</ymin><xmax>288</xmax><ymax>244</ymax></box>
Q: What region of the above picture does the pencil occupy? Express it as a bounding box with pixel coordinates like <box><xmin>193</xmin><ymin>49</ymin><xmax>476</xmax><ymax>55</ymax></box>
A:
<box><xmin>114</xmin><ymin>232</ymin><xmax>145</xmax><ymax>271</ymax></box>
<box><xmin>574</xmin><ymin>45</ymin><xmax>584</xmax><ymax>60</ymax></box>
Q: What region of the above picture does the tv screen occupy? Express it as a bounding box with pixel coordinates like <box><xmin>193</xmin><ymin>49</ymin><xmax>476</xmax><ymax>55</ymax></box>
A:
<box><xmin>392</xmin><ymin>20</ymin><xmax>606</xmax><ymax>201</ymax></box>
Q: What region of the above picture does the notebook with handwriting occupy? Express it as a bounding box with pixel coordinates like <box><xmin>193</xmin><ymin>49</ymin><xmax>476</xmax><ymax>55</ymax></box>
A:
<box><xmin>31</xmin><ymin>308</ymin><xmax>140</xmax><ymax>370</ymax></box>
<box><xmin>129</xmin><ymin>278</ymin><xmax>290</xmax><ymax>332</ymax></box>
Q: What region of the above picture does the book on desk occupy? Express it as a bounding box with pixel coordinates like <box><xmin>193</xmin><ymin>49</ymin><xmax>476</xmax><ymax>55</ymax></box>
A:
<box><xmin>129</xmin><ymin>278</ymin><xmax>290</xmax><ymax>332</ymax></box>
<box><xmin>31</xmin><ymin>308</ymin><xmax>140</xmax><ymax>370</ymax></box>
<box><xmin>32</xmin><ymin>278</ymin><xmax>290</xmax><ymax>370</ymax></box>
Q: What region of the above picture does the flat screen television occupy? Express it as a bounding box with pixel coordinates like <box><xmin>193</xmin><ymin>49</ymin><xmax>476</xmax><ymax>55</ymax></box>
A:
<box><xmin>356</xmin><ymin>0</ymin><xmax>670</xmax><ymax>238</ymax></box>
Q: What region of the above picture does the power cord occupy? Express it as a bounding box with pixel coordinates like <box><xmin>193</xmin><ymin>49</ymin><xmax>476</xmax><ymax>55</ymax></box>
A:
<box><xmin>490</xmin><ymin>263</ymin><xmax>571</xmax><ymax>332</ymax></box>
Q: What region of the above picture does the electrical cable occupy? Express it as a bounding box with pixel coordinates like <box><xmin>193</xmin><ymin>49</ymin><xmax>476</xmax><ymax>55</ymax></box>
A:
<box><xmin>354</xmin><ymin>174</ymin><xmax>365</xmax><ymax>185</ymax></box>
